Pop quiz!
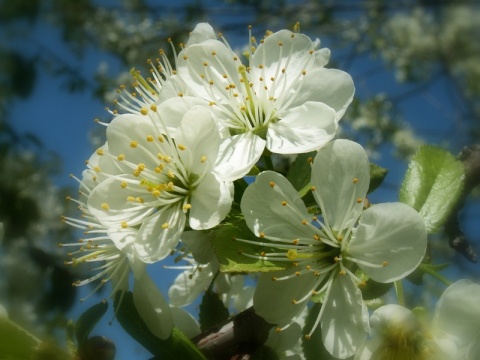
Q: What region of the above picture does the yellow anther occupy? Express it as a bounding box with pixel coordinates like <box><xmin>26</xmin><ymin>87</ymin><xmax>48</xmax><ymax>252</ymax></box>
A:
<box><xmin>272</xmin><ymin>276</ymin><xmax>277</xmax><ymax>281</ymax></box>
<box><xmin>96</xmin><ymin>149</ymin><xmax>104</xmax><ymax>156</ymax></box>
<box><xmin>292</xmin><ymin>299</ymin><xmax>298</xmax><ymax>304</ymax></box>
<box><xmin>269</xmin><ymin>181</ymin><xmax>275</xmax><ymax>187</ymax></box>
<box><xmin>301</xmin><ymin>220</ymin><xmax>308</xmax><ymax>225</ymax></box>
<box><xmin>140</xmin><ymin>108</ymin><xmax>148</xmax><ymax>115</ymax></box>
<box><xmin>101</xmin><ymin>203</ymin><xmax>109</xmax><ymax>211</ymax></box>
<box><xmin>309</xmin><ymin>50</ymin><xmax>314</xmax><ymax>54</ymax></box>
<box><xmin>178</xmin><ymin>144</ymin><xmax>186</xmax><ymax>151</ymax></box>
<box><xmin>281</xmin><ymin>201</ymin><xmax>287</xmax><ymax>206</ymax></box>
<box><xmin>200</xmin><ymin>156</ymin><xmax>207</xmax><ymax>163</ymax></box>
<box><xmin>121</xmin><ymin>222</ymin><xmax>128</xmax><ymax>228</ymax></box>
<box><xmin>307</xmin><ymin>157</ymin><xmax>313</xmax><ymax>163</ymax></box>
<box><xmin>313</xmin><ymin>234</ymin><xmax>320</xmax><ymax>241</ymax></box>
<box><xmin>339</xmin><ymin>270</ymin><xmax>346</xmax><ymax>275</ymax></box>
<box><xmin>158</xmin><ymin>135</ymin><xmax>165</xmax><ymax>143</ymax></box>
<box><xmin>183</xmin><ymin>204</ymin><xmax>192</xmax><ymax>211</ymax></box>
<box><xmin>183</xmin><ymin>55</ymin><xmax>188</xmax><ymax>60</ymax></box>
<box><xmin>121</xmin><ymin>181</ymin><xmax>128</xmax><ymax>188</ymax></box>
<box><xmin>146</xmin><ymin>135</ymin><xmax>154</xmax><ymax>142</ymax></box>
<box><xmin>275</xmin><ymin>327</ymin><xmax>282</xmax><ymax>333</ymax></box>
<box><xmin>260</xmin><ymin>251</ymin><xmax>266</xmax><ymax>257</ymax></box>
<box><xmin>334</xmin><ymin>256</ymin><xmax>340</xmax><ymax>262</ymax></box>
<box><xmin>382</xmin><ymin>261</ymin><xmax>388</xmax><ymax>267</ymax></box>
<box><xmin>93</xmin><ymin>166</ymin><xmax>101</xmax><ymax>173</ymax></box>
<box><xmin>178</xmin><ymin>92</ymin><xmax>184</xmax><ymax>97</ymax></box>
<box><xmin>162</xmin><ymin>223</ymin><xmax>169</xmax><ymax>229</ymax></box>
<box><xmin>357</xmin><ymin>198</ymin><xmax>363</xmax><ymax>204</ymax></box>
<box><xmin>304</xmin><ymin>334</ymin><xmax>311</xmax><ymax>340</ymax></box>
<box><xmin>167</xmin><ymin>170</ymin><xmax>175</xmax><ymax>179</ymax></box>
<box><xmin>292</xmin><ymin>239</ymin><xmax>299</xmax><ymax>245</ymax></box>
<box><xmin>130</xmin><ymin>141</ymin><xmax>138</xmax><ymax>148</ymax></box>
<box><xmin>127</xmin><ymin>196</ymin><xmax>135</xmax><ymax>202</ymax></box>
<box><xmin>287</xmin><ymin>249</ymin><xmax>298</xmax><ymax>260</ymax></box>
<box><xmin>137</xmin><ymin>163</ymin><xmax>146</xmax><ymax>171</ymax></box>
<box><xmin>117</xmin><ymin>154</ymin><xmax>125</xmax><ymax>161</ymax></box>
<box><xmin>150</xmin><ymin>104</ymin><xmax>157</xmax><ymax>112</ymax></box>
<box><xmin>295</xmin><ymin>271</ymin><xmax>301</xmax><ymax>276</ymax></box>
<box><xmin>152</xmin><ymin>190</ymin><xmax>160</xmax><ymax>197</ymax></box>
<box><xmin>259</xmin><ymin>232</ymin><xmax>265</xmax><ymax>238</ymax></box>
<box><xmin>353</xmin><ymin>177</ymin><xmax>359</xmax><ymax>184</ymax></box>
<box><xmin>302</xmin><ymin>70</ymin><xmax>306</xmax><ymax>75</ymax></box>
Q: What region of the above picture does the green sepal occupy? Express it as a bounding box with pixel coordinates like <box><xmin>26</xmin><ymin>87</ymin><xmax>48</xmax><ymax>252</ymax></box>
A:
<box><xmin>75</xmin><ymin>300</ymin><xmax>108</xmax><ymax>347</ymax></box>
<box><xmin>399</xmin><ymin>145</ymin><xmax>465</xmax><ymax>233</ymax></box>
<box><xmin>114</xmin><ymin>291</ymin><xmax>206</xmax><ymax>360</ymax></box>
<box><xmin>368</xmin><ymin>163</ymin><xmax>388</xmax><ymax>194</ymax></box>
<box><xmin>199</xmin><ymin>288</ymin><xmax>230</xmax><ymax>332</ymax></box>
<box><xmin>210</xmin><ymin>220</ymin><xmax>289</xmax><ymax>273</ymax></box>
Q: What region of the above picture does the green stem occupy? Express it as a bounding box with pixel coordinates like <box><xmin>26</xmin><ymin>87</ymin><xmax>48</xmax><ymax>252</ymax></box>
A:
<box><xmin>394</xmin><ymin>280</ymin><xmax>405</xmax><ymax>306</ymax></box>
<box><xmin>419</xmin><ymin>263</ymin><xmax>453</xmax><ymax>286</ymax></box>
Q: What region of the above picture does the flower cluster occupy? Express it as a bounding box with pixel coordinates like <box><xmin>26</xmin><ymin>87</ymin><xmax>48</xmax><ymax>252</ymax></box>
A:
<box><xmin>63</xmin><ymin>22</ymin><xmax>432</xmax><ymax>359</ymax></box>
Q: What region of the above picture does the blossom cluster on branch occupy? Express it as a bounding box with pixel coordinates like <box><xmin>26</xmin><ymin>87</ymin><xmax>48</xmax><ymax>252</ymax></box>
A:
<box><xmin>58</xmin><ymin>23</ymin><xmax>479</xmax><ymax>360</ymax></box>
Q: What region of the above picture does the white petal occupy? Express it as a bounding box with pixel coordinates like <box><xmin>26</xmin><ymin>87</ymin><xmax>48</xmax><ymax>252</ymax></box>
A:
<box><xmin>251</xmin><ymin>30</ymin><xmax>314</xmax><ymax>95</ymax></box>
<box><xmin>170</xmin><ymin>306</ymin><xmax>201</xmax><ymax>338</ymax></box>
<box><xmin>289</xmin><ymin>68</ymin><xmax>355</xmax><ymax>120</ymax></box>
<box><xmin>189</xmin><ymin>172</ymin><xmax>233</xmax><ymax>230</ymax></box>
<box><xmin>134</xmin><ymin>205</ymin><xmax>186</xmax><ymax>263</ymax></box>
<box><xmin>267</xmin><ymin>102</ymin><xmax>337</xmax><ymax>154</ymax></box>
<box><xmin>232</xmin><ymin>286</ymin><xmax>254</xmax><ymax>312</ymax></box>
<box><xmin>311</xmin><ymin>140</ymin><xmax>369</xmax><ymax>232</ymax></box>
<box><xmin>133</xmin><ymin>273</ymin><xmax>173</xmax><ymax>340</ymax></box>
<box><xmin>348</xmin><ymin>202</ymin><xmax>427</xmax><ymax>283</ymax></box>
<box><xmin>177</xmin><ymin>39</ymin><xmax>241</xmax><ymax>101</ymax></box>
<box><xmin>186</xmin><ymin>23</ymin><xmax>216</xmax><ymax>47</ymax></box>
<box><xmin>175</xmin><ymin>106</ymin><xmax>220</xmax><ymax>175</ymax></box>
<box><xmin>88</xmin><ymin>176</ymin><xmax>155</xmax><ymax>227</ymax></box>
<box><xmin>253</xmin><ymin>269</ymin><xmax>318</xmax><ymax>326</ymax></box>
<box><xmin>434</xmin><ymin>279</ymin><xmax>480</xmax><ymax>348</ymax></box>
<box><xmin>321</xmin><ymin>275</ymin><xmax>369</xmax><ymax>359</ymax></box>
<box><xmin>107</xmin><ymin>228</ymin><xmax>136</xmax><ymax>251</ymax></box>
<box><xmin>168</xmin><ymin>265</ymin><xmax>214</xmax><ymax>307</ymax></box>
<box><xmin>213</xmin><ymin>133</ymin><xmax>265</xmax><ymax>181</ymax></box>
<box><xmin>106</xmin><ymin>114</ymin><xmax>160</xmax><ymax>167</ymax></box>
<box><xmin>241</xmin><ymin>171</ymin><xmax>315</xmax><ymax>240</ymax></box>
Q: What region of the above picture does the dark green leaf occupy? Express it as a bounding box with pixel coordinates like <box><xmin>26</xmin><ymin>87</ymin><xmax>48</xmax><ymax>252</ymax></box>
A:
<box><xmin>75</xmin><ymin>300</ymin><xmax>108</xmax><ymax>347</ymax></box>
<box><xmin>199</xmin><ymin>289</ymin><xmax>229</xmax><ymax>332</ymax></box>
<box><xmin>368</xmin><ymin>163</ymin><xmax>388</xmax><ymax>194</ymax></box>
<box><xmin>399</xmin><ymin>145</ymin><xmax>465</xmax><ymax>232</ymax></box>
<box><xmin>0</xmin><ymin>316</ymin><xmax>41</xmax><ymax>360</ymax></box>
<box><xmin>252</xmin><ymin>345</ymin><xmax>280</xmax><ymax>360</ymax></box>
<box><xmin>114</xmin><ymin>291</ymin><xmax>206</xmax><ymax>359</ymax></box>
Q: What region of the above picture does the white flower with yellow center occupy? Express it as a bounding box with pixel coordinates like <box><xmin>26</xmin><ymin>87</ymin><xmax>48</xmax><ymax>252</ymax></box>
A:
<box><xmin>177</xmin><ymin>23</ymin><xmax>354</xmax><ymax>180</ymax></box>
<box><xmin>61</xmin><ymin>167</ymin><xmax>174</xmax><ymax>340</ymax></box>
<box><xmin>87</xmin><ymin>105</ymin><xmax>233</xmax><ymax>263</ymax></box>
<box><xmin>240</xmin><ymin>139</ymin><xmax>427</xmax><ymax>359</ymax></box>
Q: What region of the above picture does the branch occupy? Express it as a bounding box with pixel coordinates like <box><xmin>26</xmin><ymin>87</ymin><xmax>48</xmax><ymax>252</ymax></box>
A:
<box><xmin>444</xmin><ymin>144</ymin><xmax>480</xmax><ymax>262</ymax></box>
<box><xmin>192</xmin><ymin>307</ymin><xmax>273</xmax><ymax>360</ymax></box>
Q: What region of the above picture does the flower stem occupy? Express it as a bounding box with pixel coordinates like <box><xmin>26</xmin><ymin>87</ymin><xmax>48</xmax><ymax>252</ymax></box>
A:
<box><xmin>418</xmin><ymin>263</ymin><xmax>453</xmax><ymax>286</ymax></box>
<box><xmin>394</xmin><ymin>280</ymin><xmax>405</xmax><ymax>306</ymax></box>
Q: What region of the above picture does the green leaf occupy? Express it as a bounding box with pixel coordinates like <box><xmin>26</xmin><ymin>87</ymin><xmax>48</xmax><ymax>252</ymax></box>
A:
<box><xmin>399</xmin><ymin>145</ymin><xmax>465</xmax><ymax>232</ymax></box>
<box><xmin>114</xmin><ymin>291</ymin><xmax>206</xmax><ymax>360</ymax></box>
<box><xmin>32</xmin><ymin>342</ymin><xmax>72</xmax><ymax>360</ymax></box>
<box><xmin>199</xmin><ymin>289</ymin><xmax>229</xmax><ymax>332</ymax></box>
<box><xmin>210</xmin><ymin>220</ymin><xmax>289</xmax><ymax>273</ymax></box>
<box><xmin>368</xmin><ymin>163</ymin><xmax>388</xmax><ymax>194</ymax></box>
<box><xmin>75</xmin><ymin>300</ymin><xmax>108</xmax><ymax>347</ymax></box>
<box><xmin>252</xmin><ymin>346</ymin><xmax>280</xmax><ymax>360</ymax></box>
<box><xmin>0</xmin><ymin>316</ymin><xmax>41</xmax><ymax>360</ymax></box>
<box><xmin>287</xmin><ymin>151</ymin><xmax>316</xmax><ymax>197</ymax></box>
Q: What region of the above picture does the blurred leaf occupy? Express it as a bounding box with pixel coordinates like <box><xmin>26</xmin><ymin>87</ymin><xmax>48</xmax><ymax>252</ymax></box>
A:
<box><xmin>0</xmin><ymin>316</ymin><xmax>41</xmax><ymax>360</ymax></box>
<box><xmin>368</xmin><ymin>163</ymin><xmax>388</xmax><ymax>194</ymax></box>
<box><xmin>287</xmin><ymin>151</ymin><xmax>316</xmax><ymax>197</ymax></box>
<box><xmin>399</xmin><ymin>145</ymin><xmax>465</xmax><ymax>233</ymax></box>
<box><xmin>75</xmin><ymin>300</ymin><xmax>108</xmax><ymax>347</ymax></box>
<box><xmin>199</xmin><ymin>289</ymin><xmax>229</xmax><ymax>332</ymax></box>
<box><xmin>114</xmin><ymin>291</ymin><xmax>206</xmax><ymax>359</ymax></box>
<box><xmin>210</xmin><ymin>220</ymin><xmax>289</xmax><ymax>273</ymax></box>
<box><xmin>360</xmin><ymin>279</ymin><xmax>392</xmax><ymax>301</ymax></box>
<box><xmin>252</xmin><ymin>345</ymin><xmax>280</xmax><ymax>360</ymax></box>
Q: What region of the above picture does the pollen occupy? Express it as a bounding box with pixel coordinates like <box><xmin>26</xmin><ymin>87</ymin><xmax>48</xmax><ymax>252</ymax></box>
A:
<box><xmin>96</xmin><ymin>149</ymin><xmax>104</xmax><ymax>156</ymax></box>
<box><xmin>281</xmin><ymin>201</ymin><xmax>287</xmax><ymax>206</ymax></box>
<box><xmin>275</xmin><ymin>327</ymin><xmax>282</xmax><ymax>333</ymax></box>
<box><xmin>146</xmin><ymin>135</ymin><xmax>154</xmax><ymax>142</ymax></box>
<box><xmin>117</xmin><ymin>154</ymin><xmax>125</xmax><ymax>161</ymax></box>
<box><xmin>304</xmin><ymin>334</ymin><xmax>311</xmax><ymax>340</ymax></box>
<box><xmin>301</xmin><ymin>219</ymin><xmax>308</xmax><ymax>225</ymax></box>
<box><xmin>150</xmin><ymin>104</ymin><xmax>157</xmax><ymax>112</ymax></box>
<box><xmin>357</xmin><ymin>197</ymin><xmax>363</xmax><ymax>204</ymax></box>
<box><xmin>121</xmin><ymin>222</ymin><xmax>128</xmax><ymax>228</ymax></box>
<box><xmin>339</xmin><ymin>270</ymin><xmax>346</xmax><ymax>275</ymax></box>
<box><xmin>269</xmin><ymin>181</ymin><xmax>275</xmax><ymax>187</ymax></box>
<box><xmin>183</xmin><ymin>204</ymin><xmax>192</xmax><ymax>211</ymax></box>
<box><xmin>140</xmin><ymin>108</ymin><xmax>148</xmax><ymax>115</ymax></box>
<box><xmin>162</xmin><ymin>223</ymin><xmax>169</xmax><ymax>229</ymax></box>
<box><xmin>259</xmin><ymin>232</ymin><xmax>265</xmax><ymax>238</ymax></box>
<box><xmin>292</xmin><ymin>239</ymin><xmax>299</xmax><ymax>245</ymax></box>
<box><xmin>130</xmin><ymin>141</ymin><xmax>138</xmax><ymax>148</ymax></box>
<box><xmin>382</xmin><ymin>261</ymin><xmax>388</xmax><ymax>267</ymax></box>
<box><xmin>101</xmin><ymin>203</ymin><xmax>109</xmax><ymax>211</ymax></box>
<box><xmin>310</xmin><ymin>186</ymin><xmax>316</xmax><ymax>191</ymax></box>
<box><xmin>178</xmin><ymin>144</ymin><xmax>186</xmax><ymax>151</ymax></box>
<box><xmin>353</xmin><ymin>177</ymin><xmax>359</xmax><ymax>184</ymax></box>
<box><xmin>200</xmin><ymin>156</ymin><xmax>207</xmax><ymax>163</ymax></box>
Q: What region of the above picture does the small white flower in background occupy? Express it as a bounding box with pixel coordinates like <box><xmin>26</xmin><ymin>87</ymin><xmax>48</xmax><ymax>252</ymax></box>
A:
<box><xmin>240</xmin><ymin>139</ymin><xmax>427</xmax><ymax>358</ymax></box>
<box><xmin>62</xmin><ymin>168</ymin><xmax>174</xmax><ymax>340</ymax></box>
<box><xmin>177</xmin><ymin>23</ymin><xmax>354</xmax><ymax>180</ymax></box>
<box><xmin>356</xmin><ymin>279</ymin><xmax>480</xmax><ymax>360</ymax></box>
<box><xmin>87</xmin><ymin>105</ymin><xmax>233</xmax><ymax>263</ymax></box>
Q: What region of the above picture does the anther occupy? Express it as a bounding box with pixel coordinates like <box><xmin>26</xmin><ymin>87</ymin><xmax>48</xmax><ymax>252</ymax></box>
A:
<box><xmin>140</xmin><ymin>108</ymin><xmax>148</xmax><ymax>115</ymax></box>
<box><xmin>269</xmin><ymin>181</ymin><xmax>275</xmax><ymax>187</ymax></box>
<box><xmin>281</xmin><ymin>201</ymin><xmax>287</xmax><ymax>206</ymax></box>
